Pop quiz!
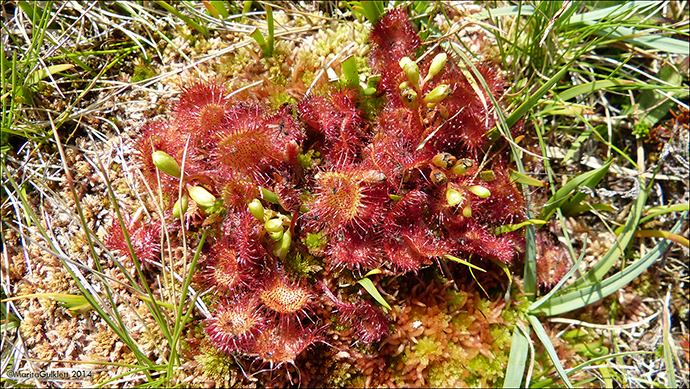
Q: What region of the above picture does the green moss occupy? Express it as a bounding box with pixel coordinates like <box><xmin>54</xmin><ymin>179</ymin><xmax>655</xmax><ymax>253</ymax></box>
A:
<box><xmin>445</xmin><ymin>288</ymin><xmax>466</xmax><ymax>309</ymax></box>
<box><xmin>132</xmin><ymin>61</ymin><xmax>157</xmax><ymax>83</ymax></box>
<box><xmin>631</xmin><ymin>272</ymin><xmax>655</xmax><ymax>296</ymax></box>
<box><xmin>451</xmin><ymin>311</ymin><xmax>475</xmax><ymax>331</ymax></box>
<box><xmin>215</xmin><ymin>47</ymin><xmax>255</xmax><ymax>79</ymax></box>
<box><xmin>502</xmin><ymin>295</ymin><xmax>529</xmax><ymax>323</ymax></box>
<box><xmin>285</xmin><ymin>251</ymin><xmax>322</xmax><ymax>278</ymax></box>
<box><xmin>327</xmin><ymin>362</ymin><xmax>354</xmax><ymax>387</ymax></box>
<box><xmin>261</xmin><ymin>41</ymin><xmax>293</xmax><ymax>87</ymax></box>
<box><xmin>331</xmin><ymin>313</ymin><xmax>346</xmax><ymax>331</ymax></box>
<box><xmin>196</xmin><ymin>343</ymin><xmax>234</xmax><ymax>378</ymax></box>
<box><xmin>427</xmin><ymin>343</ymin><xmax>472</xmax><ymax>387</ymax></box>
<box><xmin>268</xmin><ymin>91</ymin><xmax>297</xmax><ymax>109</ymax></box>
<box><xmin>304</xmin><ymin>230</ymin><xmax>328</xmax><ymax>251</ymax></box>
<box><xmin>490</xmin><ymin>324</ymin><xmax>512</xmax><ymax>351</ymax></box>
<box><xmin>301</xmin><ymin>69</ymin><xmax>317</xmax><ymax>87</ymax></box>
<box><xmin>346</xmin><ymin>374</ymin><xmax>367</xmax><ymax>388</ymax></box>
<box><xmin>412</xmin><ymin>335</ymin><xmax>442</xmax><ymax>362</ymax></box>
<box><xmin>466</xmin><ymin>352</ymin><xmax>508</xmax><ymax>386</ymax></box>
<box><xmin>297</xmin><ymin>149</ymin><xmax>319</xmax><ymax>169</ymax></box>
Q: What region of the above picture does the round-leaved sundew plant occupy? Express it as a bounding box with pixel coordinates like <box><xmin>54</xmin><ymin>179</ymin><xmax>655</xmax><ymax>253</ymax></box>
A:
<box><xmin>109</xmin><ymin>7</ymin><xmax>546</xmax><ymax>386</ymax></box>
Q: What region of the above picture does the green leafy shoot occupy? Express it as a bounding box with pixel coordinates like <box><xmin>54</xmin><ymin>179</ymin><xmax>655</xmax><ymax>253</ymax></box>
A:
<box><xmin>494</xmin><ymin>219</ymin><xmax>548</xmax><ymax>235</ymax></box>
<box><xmin>248</xmin><ymin>4</ymin><xmax>274</xmax><ymax>58</ymax></box>
<box><xmin>357</xmin><ymin>275</ymin><xmax>391</xmax><ymax>312</ymax></box>
<box><xmin>341</xmin><ymin>55</ymin><xmax>360</xmax><ymax>87</ymax></box>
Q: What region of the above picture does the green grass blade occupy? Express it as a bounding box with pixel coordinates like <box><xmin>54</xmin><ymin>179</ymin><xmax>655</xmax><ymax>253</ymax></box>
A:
<box><xmin>634</xmin><ymin>230</ymin><xmax>689</xmax><ymax>247</ymax></box>
<box><xmin>203</xmin><ymin>1</ymin><xmax>220</xmax><ymax>19</ymax></box>
<box><xmin>505</xmin><ymin>63</ymin><xmax>571</xmax><ymax>129</ymax></box>
<box><xmin>17</xmin><ymin>0</ymin><xmax>37</xmax><ymax>20</ymax></box>
<box><xmin>474</xmin><ymin>5</ymin><xmax>536</xmax><ymax>20</ymax></box>
<box><xmin>527</xmin><ymin>314</ymin><xmax>574</xmax><ymax>388</ymax></box>
<box><xmin>568</xmin><ymin>1</ymin><xmax>642</xmax><ymax>23</ymax></box>
<box><xmin>155</xmin><ymin>0</ymin><xmax>208</xmax><ymax>38</ymax></box>
<box><xmin>531</xmin><ymin>211</ymin><xmax>685</xmax><ymax>316</ymax></box>
<box><xmin>579</xmin><ymin>24</ymin><xmax>688</xmax><ymax>54</ymax></box>
<box><xmin>529</xmin><ymin>238</ymin><xmax>587</xmax><ymax>312</ymax></box>
<box><xmin>572</xmin><ymin>178</ymin><xmax>646</xmax><ymax>287</ymax></box>
<box><xmin>539</xmin><ymin>159</ymin><xmax>613</xmax><ymax>221</ymax></box>
<box><xmin>494</xmin><ymin>219</ymin><xmax>548</xmax><ymax>235</ymax></box>
<box><xmin>357</xmin><ymin>277</ymin><xmax>391</xmax><ymax>312</ymax></box>
<box><xmin>562</xmin><ymin>203</ymin><xmax>615</xmax><ymax>218</ymax></box>
<box><xmin>662</xmin><ymin>291</ymin><xmax>677</xmax><ymax>389</ymax></box>
<box><xmin>341</xmin><ymin>55</ymin><xmax>359</xmax><ymax>87</ymax></box>
<box><xmin>556</xmin><ymin>79</ymin><xmax>635</xmax><ymax>102</ymax></box>
<box><xmin>509</xmin><ymin>169</ymin><xmax>547</xmax><ymax>187</ymax></box>
<box><xmin>26</xmin><ymin>63</ymin><xmax>74</xmax><ymax>86</ymax></box>
<box><xmin>444</xmin><ymin>254</ymin><xmax>487</xmax><ymax>272</ymax></box>
<box><xmin>266</xmin><ymin>4</ymin><xmax>273</xmax><ymax>56</ymax></box>
<box><xmin>250</xmin><ymin>28</ymin><xmax>270</xmax><ymax>58</ymax></box>
<box><xmin>209</xmin><ymin>1</ymin><xmax>230</xmax><ymax>18</ymax></box>
<box><xmin>360</xmin><ymin>1</ymin><xmax>384</xmax><ymax>24</ymax></box>
<box><xmin>523</xmin><ymin>224</ymin><xmax>538</xmax><ymax>300</ymax></box>
<box><xmin>504</xmin><ymin>323</ymin><xmax>530</xmax><ymax>388</ymax></box>
<box><xmin>638</xmin><ymin>203</ymin><xmax>689</xmax><ymax>225</ymax></box>
<box><xmin>167</xmin><ymin>229</ymin><xmax>207</xmax><ymax>382</ymax></box>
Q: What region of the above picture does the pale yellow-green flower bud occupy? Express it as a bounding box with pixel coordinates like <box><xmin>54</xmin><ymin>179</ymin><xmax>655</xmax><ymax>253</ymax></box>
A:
<box><xmin>248</xmin><ymin>199</ymin><xmax>265</xmax><ymax>221</ymax></box>
<box><xmin>423</xmin><ymin>52</ymin><xmax>447</xmax><ymax>85</ymax></box>
<box><xmin>423</xmin><ymin>84</ymin><xmax>451</xmax><ymax>104</ymax></box>
<box><xmin>446</xmin><ymin>188</ymin><xmax>463</xmax><ymax>207</ymax></box>
<box><xmin>273</xmin><ymin>229</ymin><xmax>292</xmax><ymax>260</ymax></box>
<box><xmin>269</xmin><ymin>229</ymin><xmax>284</xmax><ymax>241</ymax></box>
<box><xmin>467</xmin><ymin>185</ymin><xmax>491</xmax><ymax>198</ymax></box>
<box><xmin>450</xmin><ymin>158</ymin><xmax>474</xmax><ymax>175</ymax></box>
<box><xmin>463</xmin><ymin>204</ymin><xmax>472</xmax><ymax>218</ymax></box>
<box><xmin>399</xmin><ymin>57</ymin><xmax>419</xmax><ymax>88</ymax></box>
<box><xmin>265</xmin><ymin>218</ymin><xmax>283</xmax><ymax>233</ymax></box>
<box><xmin>152</xmin><ymin>150</ymin><xmax>181</xmax><ymax>178</ymax></box>
<box><xmin>172</xmin><ymin>194</ymin><xmax>188</xmax><ymax>218</ymax></box>
<box><xmin>186</xmin><ymin>185</ymin><xmax>216</xmax><ymax>208</ymax></box>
